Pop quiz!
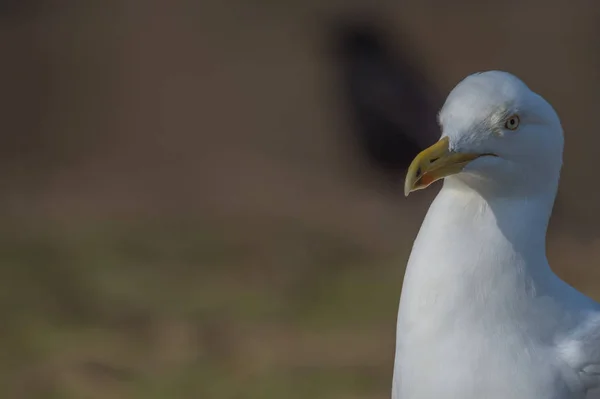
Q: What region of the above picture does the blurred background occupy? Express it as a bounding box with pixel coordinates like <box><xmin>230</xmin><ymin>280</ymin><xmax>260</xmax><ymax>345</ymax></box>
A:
<box><xmin>2</xmin><ymin>1</ymin><xmax>600</xmax><ymax>398</ymax></box>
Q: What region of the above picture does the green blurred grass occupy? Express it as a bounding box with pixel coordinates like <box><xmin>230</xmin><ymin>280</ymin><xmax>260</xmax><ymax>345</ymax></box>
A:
<box><xmin>0</xmin><ymin>219</ymin><xmax>403</xmax><ymax>399</ymax></box>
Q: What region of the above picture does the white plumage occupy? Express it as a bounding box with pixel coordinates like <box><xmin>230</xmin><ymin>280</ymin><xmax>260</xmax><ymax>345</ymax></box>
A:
<box><xmin>394</xmin><ymin>71</ymin><xmax>600</xmax><ymax>398</ymax></box>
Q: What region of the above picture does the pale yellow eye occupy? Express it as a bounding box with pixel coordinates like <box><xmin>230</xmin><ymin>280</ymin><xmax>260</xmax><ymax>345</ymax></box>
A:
<box><xmin>505</xmin><ymin>115</ymin><xmax>520</xmax><ymax>130</ymax></box>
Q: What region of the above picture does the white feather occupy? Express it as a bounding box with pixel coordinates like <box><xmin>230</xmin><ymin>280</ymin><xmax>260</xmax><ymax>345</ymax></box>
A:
<box><xmin>393</xmin><ymin>71</ymin><xmax>600</xmax><ymax>399</ymax></box>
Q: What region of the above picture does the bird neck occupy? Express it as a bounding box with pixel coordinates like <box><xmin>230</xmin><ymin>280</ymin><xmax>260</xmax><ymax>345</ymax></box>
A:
<box><xmin>399</xmin><ymin>177</ymin><xmax>559</xmax><ymax>322</ymax></box>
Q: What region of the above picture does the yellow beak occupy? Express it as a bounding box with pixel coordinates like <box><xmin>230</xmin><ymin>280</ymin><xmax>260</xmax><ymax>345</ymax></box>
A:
<box><xmin>404</xmin><ymin>137</ymin><xmax>487</xmax><ymax>196</ymax></box>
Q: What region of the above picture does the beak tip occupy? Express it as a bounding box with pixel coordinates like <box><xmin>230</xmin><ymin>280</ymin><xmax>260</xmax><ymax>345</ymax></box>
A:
<box><xmin>403</xmin><ymin>180</ymin><xmax>413</xmax><ymax>197</ymax></box>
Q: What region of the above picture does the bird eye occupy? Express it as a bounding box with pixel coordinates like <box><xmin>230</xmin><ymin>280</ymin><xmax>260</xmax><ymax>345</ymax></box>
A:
<box><xmin>505</xmin><ymin>115</ymin><xmax>520</xmax><ymax>130</ymax></box>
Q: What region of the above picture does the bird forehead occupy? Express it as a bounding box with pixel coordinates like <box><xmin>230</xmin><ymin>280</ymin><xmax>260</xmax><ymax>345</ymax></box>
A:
<box><xmin>440</xmin><ymin>73</ymin><xmax>529</xmax><ymax>127</ymax></box>
<box><xmin>439</xmin><ymin>95</ymin><xmax>509</xmax><ymax>132</ymax></box>
<box><xmin>443</xmin><ymin>93</ymin><xmax>505</xmax><ymax>123</ymax></box>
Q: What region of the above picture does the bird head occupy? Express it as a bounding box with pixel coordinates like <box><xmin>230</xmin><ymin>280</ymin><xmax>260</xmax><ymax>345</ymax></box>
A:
<box><xmin>404</xmin><ymin>71</ymin><xmax>564</xmax><ymax>197</ymax></box>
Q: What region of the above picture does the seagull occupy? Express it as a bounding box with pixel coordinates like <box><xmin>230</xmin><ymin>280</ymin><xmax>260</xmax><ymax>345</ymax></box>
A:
<box><xmin>394</xmin><ymin>71</ymin><xmax>600</xmax><ymax>399</ymax></box>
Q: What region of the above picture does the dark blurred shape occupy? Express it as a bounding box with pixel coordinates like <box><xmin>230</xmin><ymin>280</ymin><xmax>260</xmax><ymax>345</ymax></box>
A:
<box><xmin>0</xmin><ymin>0</ymin><xmax>42</xmax><ymax>20</ymax></box>
<box><xmin>332</xmin><ymin>18</ymin><xmax>440</xmax><ymax>176</ymax></box>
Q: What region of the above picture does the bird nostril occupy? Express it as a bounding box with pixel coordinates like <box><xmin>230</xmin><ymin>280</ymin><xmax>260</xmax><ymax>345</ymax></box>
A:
<box><xmin>430</xmin><ymin>157</ymin><xmax>439</xmax><ymax>164</ymax></box>
<box><xmin>416</xmin><ymin>167</ymin><xmax>421</xmax><ymax>177</ymax></box>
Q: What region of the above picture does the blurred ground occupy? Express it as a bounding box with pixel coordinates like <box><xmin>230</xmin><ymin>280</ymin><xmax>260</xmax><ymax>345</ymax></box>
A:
<box><xmin>1</xmin><ymin>1</ymin><xmax>600</xmax><ymax>398</ymax></box>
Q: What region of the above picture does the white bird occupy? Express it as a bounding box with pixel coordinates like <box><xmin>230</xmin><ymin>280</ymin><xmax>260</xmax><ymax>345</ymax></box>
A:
<box><xmin>394</xmin><ymin>71</ymin><xmax>600</xmax><ymax>399</ymax></box>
